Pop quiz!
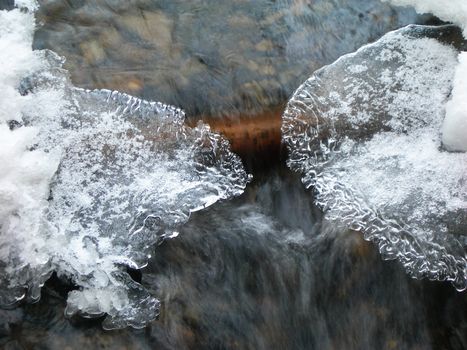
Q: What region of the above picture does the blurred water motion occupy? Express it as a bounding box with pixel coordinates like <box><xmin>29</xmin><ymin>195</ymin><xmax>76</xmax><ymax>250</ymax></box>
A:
<box><xmin>1</xmin><ymin>166</ymin><xmax>467</xmax><ymax>349</ymax></box>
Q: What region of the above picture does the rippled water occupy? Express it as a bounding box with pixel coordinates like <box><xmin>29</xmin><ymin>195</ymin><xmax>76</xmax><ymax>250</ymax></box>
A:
<box><xmin>31</xmin><ymin>0</ymin><xmax>425</xmax><ymax>119</ymax></box>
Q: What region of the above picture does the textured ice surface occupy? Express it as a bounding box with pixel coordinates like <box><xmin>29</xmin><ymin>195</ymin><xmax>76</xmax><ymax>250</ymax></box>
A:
<box><xmin>283</xmin><ymin>25</ymin><xmax>467</xmax><ymax>290</ymax></box>
<box><xmin>383</xmin><ymin>0</ymin><xmax>467</xmax><ymax>153</ymax></box>
<box><xmin>0</xmin><ymin>6</ymin><xmax>249</xmax><ymax>329</ymax></box>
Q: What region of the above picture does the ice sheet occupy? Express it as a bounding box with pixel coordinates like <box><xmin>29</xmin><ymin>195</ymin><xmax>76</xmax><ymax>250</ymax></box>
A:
<box><xmin>283</xmin><ymin>25</ymin><xmax>467</xmax><ymax>290</ymax></box>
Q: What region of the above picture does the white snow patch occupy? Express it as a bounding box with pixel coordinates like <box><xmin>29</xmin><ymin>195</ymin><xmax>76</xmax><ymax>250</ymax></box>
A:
<box><xmin>442</xmin><ymin>52</ymin><xmax>467</xmax><ymax>152</ymax></box>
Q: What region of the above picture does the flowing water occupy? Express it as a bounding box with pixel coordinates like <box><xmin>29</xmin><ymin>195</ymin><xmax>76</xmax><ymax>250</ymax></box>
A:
<box><xmin>2</xmin><ymin>167</ymin><xmax>467</xmax><ymax>349</ymax></box>
<box><xmin>0</xmin><ymin>0</ymin><xmax>466</xmax><ymax>349</ymax></box>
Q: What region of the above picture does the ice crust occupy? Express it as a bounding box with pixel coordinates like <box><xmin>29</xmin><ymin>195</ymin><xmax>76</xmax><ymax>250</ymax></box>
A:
<box><xmin>283</xmin><ymin>25</ymin><xmax>467</xmax><ymax>290</ymax></box>
<box><xmin>384</xmin><ymin>0</ymin><xmax>467</xmax><ymax>154</ymax></box>
<box><xmin>0</xmin><ymin>6</ymin><xmax>249</xmax><ymax>329</ymax></box>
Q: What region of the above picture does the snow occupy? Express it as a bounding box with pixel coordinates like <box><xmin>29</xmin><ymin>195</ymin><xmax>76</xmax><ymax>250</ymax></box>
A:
<box><xmin>384</xmin><ymin>0</ymin><xmax>467</xmax><ymax>36</ymax></box>
<box><xmin>0</xmin><ymin>8</ymin><xmax>58</xmax><ymax>307</ymax></box>
<box><xmin>442</xmin><ymin>52</ymin><xmax>467</xmax><ymax>152</ymax></box>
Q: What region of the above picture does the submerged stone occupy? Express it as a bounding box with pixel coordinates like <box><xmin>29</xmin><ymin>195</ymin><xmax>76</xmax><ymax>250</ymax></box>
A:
<box><xmin>33</xmin><ymin>0</ymin><xmax>425</xmax><ymax>153</ymax></box>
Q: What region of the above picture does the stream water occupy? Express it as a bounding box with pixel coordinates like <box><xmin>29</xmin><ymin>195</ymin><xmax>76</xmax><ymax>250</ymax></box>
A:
<box><xmin>1</xmin><ymin>0</ymin><xmax>466</xmax><ymax>349</ymax></box>
<box><xmin>2</xmin><ymin>166</ymin><xmax>467</xmax><ymax>349</ymax></box>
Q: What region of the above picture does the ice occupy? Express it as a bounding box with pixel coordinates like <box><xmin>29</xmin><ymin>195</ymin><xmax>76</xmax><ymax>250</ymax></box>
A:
<box><xmin>0</xmin><ymin>5</ymin><xmax>249</xmax><ymax>329</ymax></box>
<box><xmin>383</xmin><ymin>0</ymin><xmax>467</xmax><ymax>36</ymax></box>
<box><xmin>383</xmin><ymin>0</ymin><xmax>467</xmax><ymax>153</ymax></box>
<box><xmin>283</xmin><ymin>25</ymin><xmax>467</xmax><ymax>290</ymax></box>
<box><xmin>442</xmin><ymin>52</ymin><xmax>467</xmax><ymax>152</ymax></box>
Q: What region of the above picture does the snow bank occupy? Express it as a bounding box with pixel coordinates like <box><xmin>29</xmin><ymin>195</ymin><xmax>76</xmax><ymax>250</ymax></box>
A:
<box><xmin>442</xmin><ymin>52</ymin><xmax>467</xmax><ymax>152</ymax></box>
<box><xmin>0</xmin><ymin>7</ymin><xmax>59</xmax><ymax>306</ymax></box>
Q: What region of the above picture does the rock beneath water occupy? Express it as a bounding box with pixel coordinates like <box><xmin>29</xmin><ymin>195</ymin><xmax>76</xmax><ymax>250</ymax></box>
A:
<box><xmin>32</xmin><ymin>0</ymin><xmax>425</xmax><ymax>153</ymax></box>
<box><xmin>282</xmin><ymin>25</ymin><xmax>467</xmax><ymax>290</ymax></box>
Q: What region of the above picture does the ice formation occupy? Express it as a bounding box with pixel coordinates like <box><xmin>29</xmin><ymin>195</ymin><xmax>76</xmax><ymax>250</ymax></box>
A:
<box><xmin>383</xmin><ymin>0</ymin><xmax>467</xmax><ymax>36</ymax></box>
<box><xmin>283</xmin><ymin>25</ymin><xmax>467</xmax><ymax>290</ymax></box>
<box><xmin>383</xmin><ymin>0</ymin><xmax>467</xmax><ymax>152</ymax></box>
<box><xmin>0</xmin><ymin>3</ymin><xmax>249</xmax><ymax>329</ymax></box>
<box><xmin>442</xmin><ymin>51</ymin><xmax>467</xmax><ymax>152</ymax></box>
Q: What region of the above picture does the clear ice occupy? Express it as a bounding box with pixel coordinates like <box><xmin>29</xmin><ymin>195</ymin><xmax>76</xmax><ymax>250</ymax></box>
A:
<box><xmin>0</xmin><ymin>6</ymin><xmax>249</xmax><ymax>329</ymax></box>
<box><xmin>283</xmin><ymin>25</ymin><xmax>467</xmax><ymax>290</ymax></box>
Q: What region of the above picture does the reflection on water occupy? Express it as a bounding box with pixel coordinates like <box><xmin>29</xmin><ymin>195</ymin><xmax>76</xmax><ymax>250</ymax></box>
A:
<box><xmin>1</xmin><ymin>167</ymin><xmax>467</xmax><ymax>349</ymax></box>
